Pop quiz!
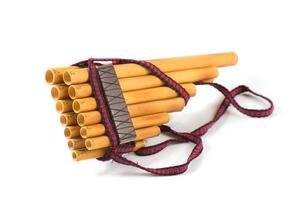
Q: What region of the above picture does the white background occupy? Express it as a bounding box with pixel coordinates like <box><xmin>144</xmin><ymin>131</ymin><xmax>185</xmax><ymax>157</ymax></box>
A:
<box><xmin>0</xmin><ymin>0</ymin><xmax>299</xmax><ymax>199</ymax></box>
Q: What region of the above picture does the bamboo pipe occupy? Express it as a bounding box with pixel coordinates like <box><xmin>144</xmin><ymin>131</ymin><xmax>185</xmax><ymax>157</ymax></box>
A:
<box><xmin>68</xmin><ymin>83</ymin><xmax>92</xmax><ymax>99</ymax></box>
<box><xmin>80</xmin><ymin>112</ymin><xmax>169</xmax><ymax>138</ymax></box>
<box><xmin>72</xmin><ymin>140</ymin><xmax>145</xmax><ymax>161</ymax></box>
<box><xmin>64</xmin><ymin>126</ymin><xmax>81</xmax><ymax>138</ymax></box>
<box><xmin>68</xmin><ymin>138</ymin><xmax>85</xmax><ymax>150</ymax></box>
<box><xmin>77</xmin><ymin>111</ymin><xmax>101</xmax><ymax>126</ymax></box>
<box><xmin>68</xmin><ymin>67</ymin><xmax>216</xmax><ymax>99</ymax></box>
<box><xmin>45</xmin><ymin>66</ymin><xmax>79</xmax><ymax>84</ymax></box>
<box><xmin>56</xmin><ymin>99</ymin><xmax>73</xmax><ymax>113</ymax></box>
<box><xmin>85</xmin><ymin>126</ymin><xmax>160</xmax><ymax>150</ymax></box>
<box><xmin>51</xmin><ymin>85</ymin><xmax>69</xmax><ymax>100</ymax></box>
<box><xmin>77</xmin><ymin>97</ymin><xmax>185</xmax><ymax>126</ymax></box>
<box><xmin>69</xmin><ymin>77</ymin><xmax>213</xmax><ymax>100</ymax></box>
<box><xmin>60</xmin><ymin>113</ymin><xmax>77</xmax><ymax>126</ymax></box>
<box><xmin>72</xmin><ymin>83</ymin><xmax>196</xmax><ymax>113</ymax></box>
<box><xmin>62</xmin><ymin>52</ymin><xmax>237</xmax><ymax>85</ymax></box>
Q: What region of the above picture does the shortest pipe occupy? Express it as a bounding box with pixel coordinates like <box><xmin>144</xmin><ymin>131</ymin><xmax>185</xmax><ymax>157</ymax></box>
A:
<box><xmin>72</xmin><ymin>140</ymin><xmax>145</xmax><ymax>161</ymax></box>
<box><xmin>85</xmin><ymin>126</ymin><xmax>160</xmax><ymax>150</ymax></box>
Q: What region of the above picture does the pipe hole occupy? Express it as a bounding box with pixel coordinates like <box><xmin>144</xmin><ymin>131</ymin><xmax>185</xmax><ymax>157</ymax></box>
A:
<box><xmin>80</xmin><ymin>127</ymin><xmax>87</xmax><ymax>138</ymax></box>
<box><xmin>64</xmin><ymin>128</ymin><xmax>71</xmax><ymax>138</ymax></box>
<box><xmin>63</xmin><ymin>71</ymin><xmax>71</xmax><ymax>84</ymax></box>
<box><xmin>85</xmin><ymin>140</ymin><xmax>92</xmax><ymax>148</ymax></box>
<box><xmin>68</xmin><ymin>86</ymin><xmax>76</xmax><ymax>99</ymax></box>
<box><xmin>73</xmin><ymin>101</ymin><xmax>80</xmax><ymax>112</ymax></box>
<box><xmin>77</xmin><ymin>114</ymin><xmax>85</xmax><ymax>126</ymax></box>
<box><xmin>68</xmin><ymin>140</ymin><xmax>74</xmax><ymax>149</ymax></box>
<box><xmin>56</xmin><ymin>102</ymin><xmax>63</xmax><ymax>113</ymax></box>
<box><xmin>72</xmin><ymin>152</ymin><xmax>78</xmax><ymax>160</ymax></box>
<box><xmin>51</xmin><ymin>87</ymin><xmax>59</xmax><ymax>100</ymax></box>
<box><xmin>45</xmin><ymin>70</ymin><xmax>54</xmax><ymax>84</ymax></box>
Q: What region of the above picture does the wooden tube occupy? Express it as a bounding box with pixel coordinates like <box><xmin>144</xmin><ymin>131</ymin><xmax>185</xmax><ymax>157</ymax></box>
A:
<box><xmin>77</xmin><ymin>97</ymin><xmax>184</xmax><ymax>126</ymax></box>
<box><xmin>60</xmin><ymin>113</ymin><xmax>77</xmax><ymax>126</ymax></box>
<box><xmin>72</xmin><ymin>97</ymin><xmax>97</xmax><ymax>113</ymax></box>
<box><xmin>64</xmin><ymin>68</ymin><xmax>89</xmax><ymax>85</ymax></box>
<box><xmin>68</xmin><ymin>83</ymin><xmax>92</xmax><ymax>99</ymax></box>
<box><xmin>72</xmin><ymin>83</ymin><xmax>196</xmax><ymax>113</ymax></box>
<box><xmin>64</xmin><ymin>126</ymin><xmax>81</xmax><ymax>138</ymax></box>
<box><xmin>124</xmin><ymin>83</ymin><xmax>196</xmax><ymax>104</ymax></box>
<box><xmin>68</xmin><ymin>138</ymin><xmax>86</xmax><ymax>150</ymax></box>
<box><xmin>85</xmin><ymin>126</ymin><xmax>160</xmax><ymax>150</ymax></box>
<box><xmin>62</xmin><ymin>52</ymin><xmax>237</xmax><ymax>85</ymax></box>
<box><xmin>72</xmin><ymin>140</ymin><xmax>145</xmax><ymax>161</ymax></box>
<box><xmin>45</xmin><ymin>66</ymin><xmax>79</xmax><ymax>84</ymax></box>
<box><xmin>77</xmin><ymin>111</ymin><xmax>101</xmax><ymax>126</ymax></box>
<box><xmin>56</xmin><ymin>99</ymin><xmax>73</xmax><ymax>113</ymax></box>
<box><xmin>80</xmin><ymin>113</ymin><xmax>169</xmax><ymax>138</ymax></box>
<box><xmin>68</xmin><ymin>67</ymin><xmax>215</xmax><ymax>100</ymax></box>
<box><xmin>51</xmin><ymin>85</ymin><xmax>69</xmax><ymax>100</ymax></box>
<box><xmin>80</xmin><ymin>124</ymin><xmax>106</xmax><ymax>138</ymax></box>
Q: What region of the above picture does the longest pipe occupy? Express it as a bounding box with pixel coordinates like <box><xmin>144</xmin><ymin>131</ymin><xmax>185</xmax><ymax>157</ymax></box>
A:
<box><xmin>61</xmin><ymin>52</ymin><xmax>237</xmax><ymax>85</ymax></box>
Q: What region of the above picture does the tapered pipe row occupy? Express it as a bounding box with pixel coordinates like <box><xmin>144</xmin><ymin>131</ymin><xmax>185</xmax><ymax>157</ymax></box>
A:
<box><xmin>49</xmin><ymin>84</ymin><xmax>164</xmax><ymax>160</ymax></box>
<box><xmin>45</xmin><ymin>52</ymin><xmax>237</xmax><ymax>161</ymax></box>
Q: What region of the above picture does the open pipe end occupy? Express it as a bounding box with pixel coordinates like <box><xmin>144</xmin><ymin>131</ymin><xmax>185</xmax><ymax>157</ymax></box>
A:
<box><xmin>72</xmin><ymin>101</ymin><xmax>81</xmax><ymax>113</ymax></box>
<box><xmin>51</xmin><ymin>86</ymin><xmax>60</xmax><ymax>100</ymax></box>
<box><xmin>68</xmin><ymin>140</ymin><xmax>74</xmax><ymax>149</ymax></box>
<box><xmin>80</xmin><ymin>127</ymin><xmax>87</xmax><ymax>138</ymax></box>
<box><xmin>68</xmin><ymin>86</ymin><xmax>77</xmax><ymax>99</ymax></box>
<box><xmin>56</xmin><ymin>101</ymin><xmax>64</xmax><ymax>113</ymax></box>
<box><xmin>60</xmin><ymin>115</ymin><xmax>67</xmax><ymax>126</ymax></box>
<box><xmin>77</xmin><ymin>114</ymin><xmax>85</xmax><ymax>126</ymax></box>
<box><xmin>72</xmin><ymin>152</ymin><xmax>78</xmax><ymax>161</ymax></box>
<box><xmin>45</xmin><ymin>70</ymin><xmax>55</xmax><ymax>84</ymax></box>
<box><xmin>63</xmin><ymin>71</ymin><xmax>72</xmax><ymax>85</ymax></box>
<box><xmin>64</xmin><ymin>128</ymin><xmax>71</xmax><ymax>138</ymax></box>
<box><xmin>85</xmin><ymin>140</ymin><xmax>92</xmax><ymax>149</ymax></box>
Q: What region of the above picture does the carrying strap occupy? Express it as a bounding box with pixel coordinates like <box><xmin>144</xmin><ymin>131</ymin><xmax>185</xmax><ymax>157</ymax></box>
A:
<box><xmin>73</xmin><ymin>58</ymin><xmax>274</xmax><ymax>176</ymax></box>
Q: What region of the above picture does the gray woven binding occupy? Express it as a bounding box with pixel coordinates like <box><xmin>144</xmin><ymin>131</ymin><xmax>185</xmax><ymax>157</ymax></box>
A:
<box><xmin>95</xmin><ymin>64</ymin><xmax>136</xmax><ymax>144</ymax></box>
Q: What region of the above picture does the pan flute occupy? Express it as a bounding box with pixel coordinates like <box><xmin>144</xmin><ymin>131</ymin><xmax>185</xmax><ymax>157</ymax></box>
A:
<box><xmin>45</xmin><ymin>52</ymin><xmax>238</xmax><ymax>161</ymax></box>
